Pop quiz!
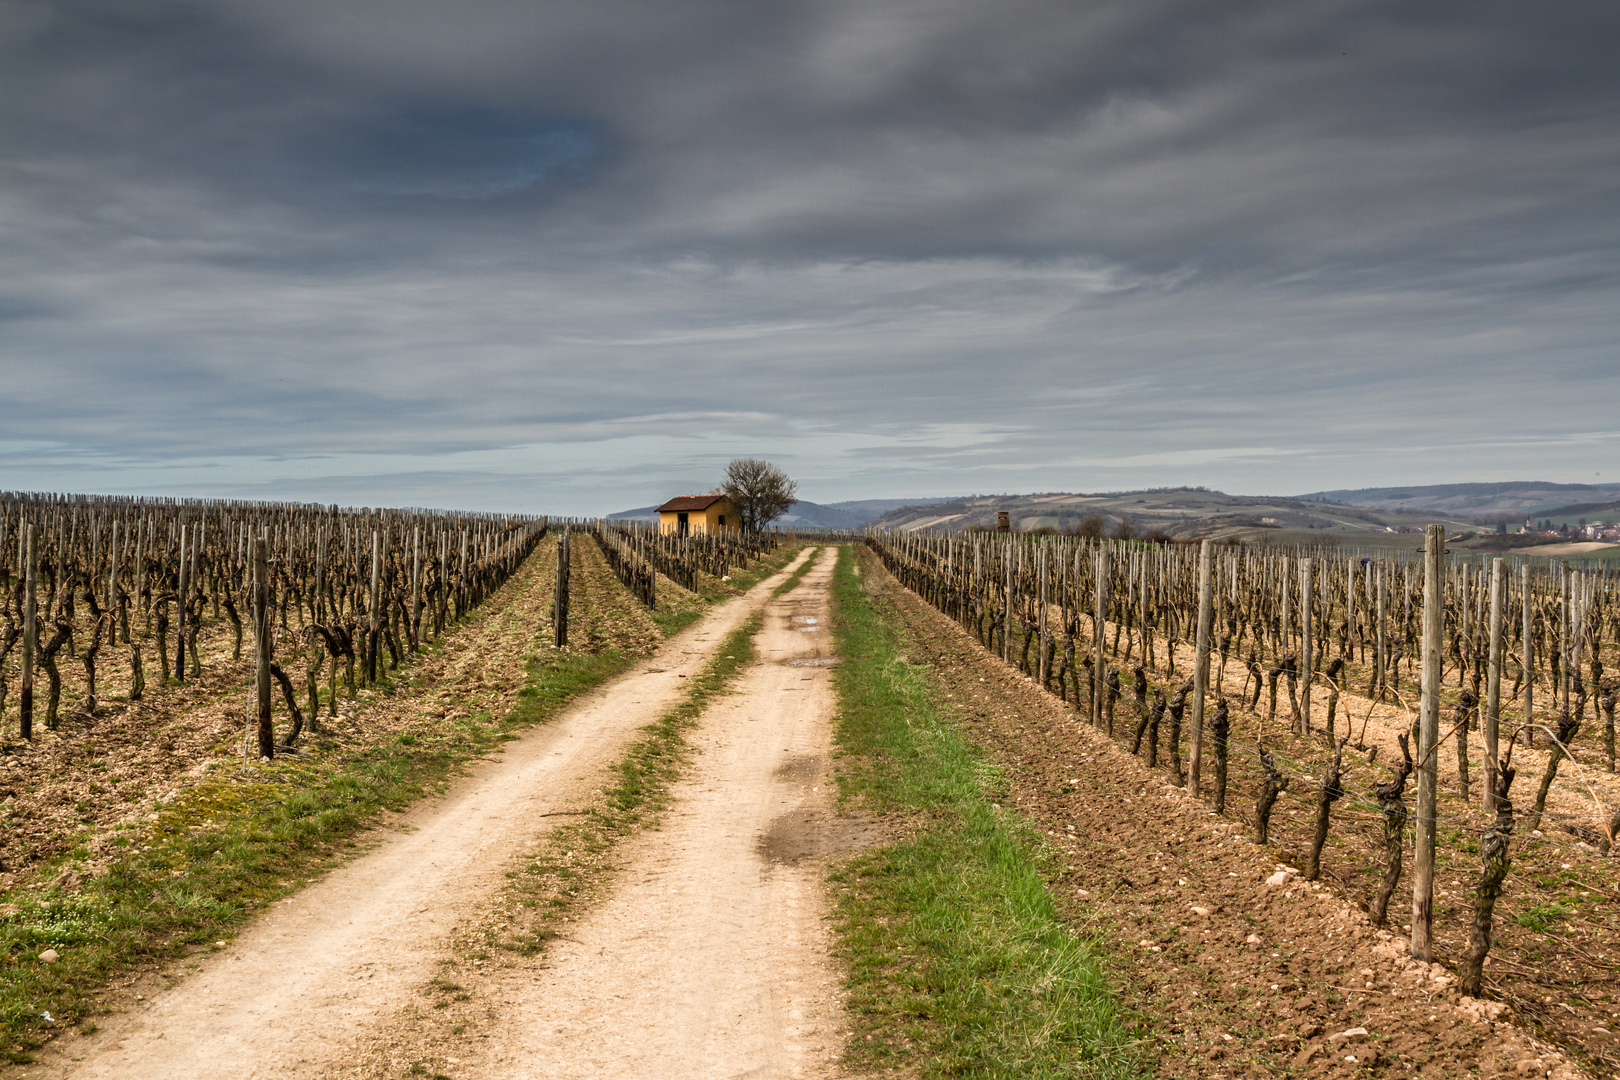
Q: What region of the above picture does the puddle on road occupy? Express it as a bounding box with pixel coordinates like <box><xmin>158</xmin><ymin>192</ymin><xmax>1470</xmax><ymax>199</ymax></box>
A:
<box><xmin>789</xmin><ymin>615</ymin><xmax>820</xmax><ymax>632</ymax></box>
<box><xmin>786</xmin><ymin>657</ymin><xmax>840</xmax><ymax>667</ymax></box>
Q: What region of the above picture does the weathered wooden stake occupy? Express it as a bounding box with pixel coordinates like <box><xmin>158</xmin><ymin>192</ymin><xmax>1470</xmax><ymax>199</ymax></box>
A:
<box><xmin>1521</xmin><ymin>565</ymin><xmax>1533</xmax><ymax>749</ymax></box>
<box><xmin>1485</xmin><ymin>557</ymin><xmax>1505</xmax><ymax>808</ymax></box>
<box><xmin>20</xmin><ymin>524</ymin><xmax>35</xmax><ymax>740</ymax></box>
<box><xmin>367</xmin><ymin>529</ymin><xmax>381</xmax><ymax>682</ymax></box>
<box><xmin>1411</xmin><ymin>523</ymin><xmax>1444</xmax><ymax>962</ymax></box>
<box><xmin>253</xmin><ymin>533</ymin><xmax>274</xmax><ymax>760</ymax></box>
<box><xmin>411</xmin><ymin>525</ymin><xmax>422</xmax><ymax>654</ymax></box>
<box><xmin>554</xmin><ymin>531</ymin><xmax>570</xmax><ymax>648</ymax></box>
<box><xmin>1300</xmin><ymin>558</ymin><xmax>1313</xmax><ymax>733</ymax></box>
<box><xmin>175</xmin><ymin>523</ymin><xmax>189</xmax><ymax>683</ymax></box>
<box><xmin>1189</xmin><ymin>538</ymin><xmax>1212</xmax><ymax>796</ymax></box>
<box><xmin>1093</xmin><ymin>547</ymin><xmax>1108</xmax><ymax>728</ymax></box>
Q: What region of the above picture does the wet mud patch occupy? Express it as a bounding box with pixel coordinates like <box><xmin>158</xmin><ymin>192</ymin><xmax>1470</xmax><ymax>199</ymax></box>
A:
<box><xmin>774</xmin><ymin>752</ymin><xmax>823</xmax><ymax>783</ymax></box>
<box><xmin>759</xmin><ymin>807</ymin><xmax>885</xmax><ymax>865</ymax></box>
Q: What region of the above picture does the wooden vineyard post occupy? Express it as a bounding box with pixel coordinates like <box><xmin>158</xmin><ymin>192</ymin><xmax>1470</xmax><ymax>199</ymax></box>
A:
<box><xmin>253</xmin><ymin>533</ymin><xmax>274</xmax><ymax>761</ymax></box>
<box><xmin>1521</xmin><ymin>565</ymin><xmax>1533</xmax><ymax>749</ymax></box>
<box><xmin>1189</xmin><ymin>538</ymin><xmax>1212</xmax><ymax>796</ymax></box>
<box><xmin>553</xmin><ymin>531</ymin><xmax>570</xmax><ymax>648</ymax></box>
<box><xmin>175</xmin><ymin>523</ymin><xmax>189</xmax><ymax>683</ymax></box>
<box><xmin>1002</xmin><ymin>543</ymin><xmax>1012</xmax><ymax>664</ymax></box>
<box><xmin>411</xmin><ymin>525</ymin><xmax>422</xmax><ymax>655</ymax></box>
<box><xmin>367</xmin><ymin>529</ymin><xmax>381</xmax><ymax>683</ymax></box>
<box><xmin>136</xmin><ymin>515</ymin><xmax>149</xmax><ymax>634</ymax></box>
<box><xmin>1093</xmin><ymin>546</ymin><xmax>1108</xmax><ymax>728</ymax></box>
<box><xmin>188</xmin><ymin>521</ymin><xmax>202</xmax><ymax>677</ymax></box>
<box><xmin>1560</xmin><ymin>569</ymin><xmax>1571</xmax><ymax>717</ymax></box>
<box><xmin>1299</xmin><ymin>558</ymin><xmax>1313</xmax><ymax>734</ymax></box>
<box><xmin>458</xmin><ymin>529</ymin><xmax>468</xmax><ymax>620</ymax></box>
<box><xmin>1038</xmin><ymin>545</ymin><xmax>1049</xmax><ymax>688</ymax></box>
<box><xmin>1280</xmin><ymin>556</ymin><xmax>1290</xmax><ymax>660</ymax></box>
<box><xmin>1411</xmin><ymin>523</ymin><xmax>1444</xmax><ymax>962</ymax></box>
<box><xmin>313</xmin><ymin>523</ymin><xmax>326</xmax><ymax>626</ymax></box>
<box><xmin>1485</xmin><ymin>557</ymin><xmax>1505</xmax><ymax>808</ymax></box>
<box><xmin>20</xmin><ymin>523</ymin><xmax>35</xmax><ymax>741</ymax></box>
<box><xmin>1375</xmin><ymin>564</ymin><xmax>1387</xmax><ymax>700</ymax></box>
<box><xmin>107</xmin><ymin>518</ymin><xmax>119</xmax><ymax>637</ymax></box>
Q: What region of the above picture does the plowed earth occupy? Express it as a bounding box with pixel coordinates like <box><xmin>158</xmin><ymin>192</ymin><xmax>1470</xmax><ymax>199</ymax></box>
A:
<box><xmin>858</xmin><ymin>546</ymin><xmax>1603</xmax><ymax>1080</ymax></box>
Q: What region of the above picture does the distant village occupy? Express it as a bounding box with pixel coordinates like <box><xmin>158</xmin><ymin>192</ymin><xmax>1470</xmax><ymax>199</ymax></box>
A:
<box><xmin>1519</xmin><ymin>518</ymin><xmax>1620</xmax><ymax>541</ymax></box>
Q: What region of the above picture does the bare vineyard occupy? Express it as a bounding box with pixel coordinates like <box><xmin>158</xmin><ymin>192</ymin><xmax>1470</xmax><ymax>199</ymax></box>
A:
<box><xmin>0</xmin><ymin>494</ymin><xmax>791</xmax><ymax>761</ymax></box>
<box><xmin>868</xmin><ymin>527</ymin><xmax>1619</xmax><ymax>1000</ymax></box>
<box><xmin>590</xmin><ymin>520</ymin><xmax>778</xmax><ymax>608</ymax></box>
<box><xmin>0</xmin><ymin>493</ymin><xmax>548</xmax><ymax>758</ymax></box>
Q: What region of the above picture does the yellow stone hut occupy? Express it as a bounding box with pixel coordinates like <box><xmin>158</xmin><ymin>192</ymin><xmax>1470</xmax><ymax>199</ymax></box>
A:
<box><xmin>656</xmin><ymin>494</ymin><xmax>740</xmax><ymax>536</ymax></box>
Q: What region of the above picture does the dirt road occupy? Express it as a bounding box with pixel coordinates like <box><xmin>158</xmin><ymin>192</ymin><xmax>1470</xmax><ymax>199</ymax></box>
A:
<box><xmin>34</xmin><ymin>545</ymin><xmax>845</xmax><ymax>1080</ymax></box>
<box><xmin>401</xmin><ymin>545</ymin><xmax>860</xmax><ymax>1079</ymax></box>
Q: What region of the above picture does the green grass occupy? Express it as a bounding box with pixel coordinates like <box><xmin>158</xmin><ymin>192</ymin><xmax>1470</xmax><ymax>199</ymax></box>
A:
<box><xmin>0</xmin><ymin>646</ymin><xmax>635</xmax><ymax>1063</ymax></box>
<box><xmin>650</xmin><ymin>606</ymin><xmax>703</xmax><ymax>637</ymax></box>
<box><xmin>697</xmin><ymin>539</ymin><xmax>808</xmax><ymax>602</ymax></box>
<box><xmin>770</xmin><ymin>547</ymin><xmax>819</xmax><ymax>597</ymax></box>
<box><xmin>1515</xmin><ymin>902</ymin><xmax>1574</xmax><ymax>932</ymax></box>
<box><xmin>493</xmin><ymin>612</ymin><xmax>764</xmax><ymax>954</ymax></box>
<box><xmin>826</xmin><ymin>544</ymin><xmax>1143</xmax><ymax>1079</ymax></box>
<box><xmin>648</xmin><ymin>540</ymin><xmax>808</xmax><ymax>637</ymax></box>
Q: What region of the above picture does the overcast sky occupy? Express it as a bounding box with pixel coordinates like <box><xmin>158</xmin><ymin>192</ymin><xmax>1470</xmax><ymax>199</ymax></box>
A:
<box><xmin>3</xmin><ymin>1</ymin><xmax>1617</xmax><ymax>514</ymax></box>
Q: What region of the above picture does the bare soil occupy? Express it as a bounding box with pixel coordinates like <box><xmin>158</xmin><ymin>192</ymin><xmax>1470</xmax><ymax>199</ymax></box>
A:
<box><xmin>1510</xmin><ymin>543</ymin><xmax>1617</xmax><ymax>558</ymax></box>
<box><xmin>860</xmin><ymin>545</ymin><xmax>1600</xmax><ymax>1080</ymax></box>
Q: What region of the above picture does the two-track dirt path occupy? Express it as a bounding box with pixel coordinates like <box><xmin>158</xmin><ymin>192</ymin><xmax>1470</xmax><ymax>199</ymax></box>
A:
<box><xmin>34</xmin><ymin>545</ymin><xmax>850</xmax><ymax>1080</ymax></box>
<box><xmin>424</xmin><ymin>545</ymin><xmax>861</xmax><ymax>1079</ymax></box>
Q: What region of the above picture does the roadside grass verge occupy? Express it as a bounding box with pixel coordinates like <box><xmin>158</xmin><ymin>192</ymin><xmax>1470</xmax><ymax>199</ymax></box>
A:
<box><xmin>0</xmin><ymin>645</ymin><xmax>634</xmax><ymax>1065</ymax></box>
<box><xmin>650</xmin><ymin>540</ymin><xmax>807</xmax><ymax>637</ymax></box>
<box><xmin>826</xmin><ymin>544</ymin><xmax>1143</xmax><ymax>1079</ymax></box>
<box><xmin>486</xmin><ymin>611</ymin><xmax>764</xmax><ymax>954</ymax></box>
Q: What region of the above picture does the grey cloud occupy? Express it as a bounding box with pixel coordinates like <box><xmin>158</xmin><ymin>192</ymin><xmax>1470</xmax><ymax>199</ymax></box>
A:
<box><xmin>2</xmin><ymin>0</ymin><xmax>1618</xmax><ymax>512</ymax></box>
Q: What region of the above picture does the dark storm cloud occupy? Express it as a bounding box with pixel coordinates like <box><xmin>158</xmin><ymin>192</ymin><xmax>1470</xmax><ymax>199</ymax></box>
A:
<box><xmin>2</xmin><ymin>0</ymin><xmax>1618</xmax><ymax>512</ymax></box>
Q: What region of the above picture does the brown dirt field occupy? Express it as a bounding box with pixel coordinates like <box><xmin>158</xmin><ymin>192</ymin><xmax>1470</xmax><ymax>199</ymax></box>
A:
<box><xmin>859</xmin><ymin>545</ymin><xmax>1604</xmax><ymax>1080</ymax></box>
<box><xmin>1511</xmin><ymin>544</ymin><xmax>1618</xmax><ymax>558</ymax></box>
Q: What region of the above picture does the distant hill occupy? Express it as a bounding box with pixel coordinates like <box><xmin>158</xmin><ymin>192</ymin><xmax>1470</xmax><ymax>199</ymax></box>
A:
<box><xmin>862</xmin><ymin>488</ymin><xmax>1484</xmax><ymax>539</ymax></box>
<box><xmin>771</xmin><ymin>501</ymin><xmax>869</xmax><ymax>530</ymax></box>
<box><xmin>605</xmin><ymin>505</ymin><xmax>660</xmax><ymax>524</ymax></box>
<box><xmin>1297</xmin><ymin>482</ymin><xmax>1620</xmax><ymax>518</ymax></box>
<box><xmin>612</xmin><ymin>484</ymin><xmax>1620</xmax><ymax>543</ymax></box>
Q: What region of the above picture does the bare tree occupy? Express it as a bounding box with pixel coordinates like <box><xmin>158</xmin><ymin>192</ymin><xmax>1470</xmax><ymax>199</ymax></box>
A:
<box><xmin>722</xmin><ymin>458</ymin><xmax>798</xmax><ymax>533</ymax></box>
<box><xmin>1067</xmin><ymin>513</ymin><xmax>1106</xmax><ymax>540</ymax></box>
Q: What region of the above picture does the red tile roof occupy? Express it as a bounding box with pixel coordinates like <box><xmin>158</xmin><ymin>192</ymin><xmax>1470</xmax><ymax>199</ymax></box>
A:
<box><xmin>657</xmin><ymin>494</ymin><xmax>729</xmax><ymax>513</ymax></box>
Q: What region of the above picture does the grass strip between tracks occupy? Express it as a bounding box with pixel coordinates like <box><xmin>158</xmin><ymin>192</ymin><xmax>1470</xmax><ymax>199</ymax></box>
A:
<box><xmin>0</xmin><ymin>644</ymin><xmax>639</xmax><ymax>1065</ymax></box>
<box><xmin>771</xmin><ymin>548</ymin><xmax>819</xmax><ymax>598</ymax></box>
<box><xmin>649</xmin><ymin>540</ymin><xmax>806</xmax><ymax>636</ymax></box>
<box><xmin>826</xmin><ymin>544</ymin><xmax>1144</xmax><ymax>1079</ymax></box>
<box><xmin>481</xmin><ymin>610</ymin><xmax>766</xmax><ymax>956</ymax></box>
